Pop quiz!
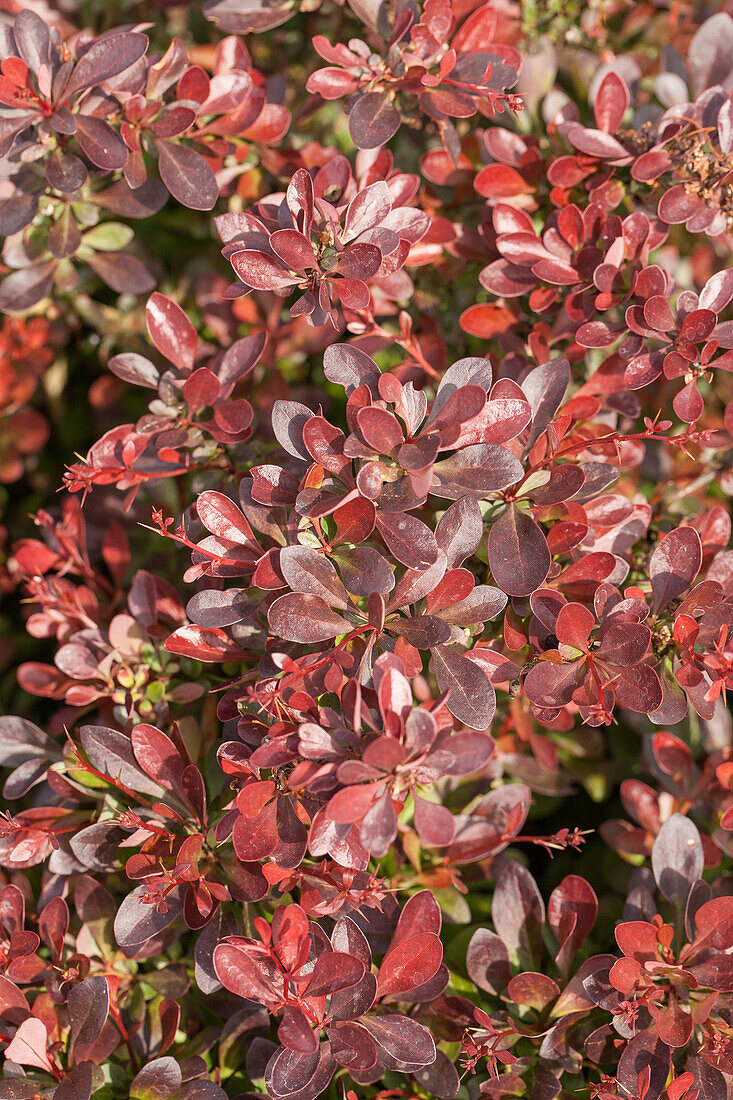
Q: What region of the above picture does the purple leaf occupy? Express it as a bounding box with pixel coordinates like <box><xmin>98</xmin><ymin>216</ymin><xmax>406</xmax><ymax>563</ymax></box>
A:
<box><xmin>66</xmin><ymin>33</ymin><xmax>149</xmax><ymax>97</ymax></box>
<box><xmin>280</xmin><ymin>546</ymin><xmax>350</xmax><ymax>609</ymax></box>
<box><xmin>348</xmin><ymin>92</ymin><xmax>401</xmax><ymax>149</ymax></box>
<box><xmin>488</xmin><ymin>506</ymin><xmax>551</xmax><ymax>597</ymax></box>
<box><xmin>74</xmin><ymin>115</ymin><xmax>128</xmax><ymax>170</ymax></box>
<box><xmin>651</xmin><ymin>813</ymin><xmax>704</xmax><ymax>907</ymax></box>
<box><xmin>272</xmin><ymin>400</ymin><xmax>315</xmax><ymax>460</ymax></box>
<box><xmin>268</xmin><ymin>593</ymin><xmax>349</xmax><ymax>642</ymax></box>
<box><xmin>323</xmin><ymin>343</ymin><xmax>381</xmax><ymax>393</ymax></box>
<box><xmin>376</xmin><ymin>512</ymin><xmax>438</xmax><ymax>569</ymax></box>
<box><xmin>265</xmin><ymin>1043</ymin><xmax>337</xmax><ymax>1100</ymax></box>
<box><xmin>522</xmin><ymin>357</ymin><xmax>570</xmax><ymax>454</ymax></box>
<box><xmin>432</xmin><ymin>645</ymin><xmax>495</xmax><ymax>729</ymax></box>
<box><xmin>616</xmin><ymin>1030</ymin><xmax>670</xmax><ymax>1100</ymax></box>
<box><xmin>650</xmin><ymin>527</ymin><xmax>702</xmax><ymax>614</ymax></box>
<box><xmin>157</xmin><ymin>142</ymin><xmax>218</xmax><ymax>210</ymax></box>
<box><xmin>492</xmin><ymin>862</ymin><xmax>545</xmax><ymax>970</ymax></box>
<box><xmin>344</xmin><ymin>182</ymin><xmax>392</xmax><ymax>239</ymax></box>
<box><xmin>466</xmin><ymin>928</ymin><xmax>511</xmax><ymax>994</ymax></box>
<box><xmin>688</xmin><ymin>12</ymin><xmax>733</xmax><ymax>96</ymax></box>
<box><xmin>114</xmin><ymin>885</ymin><xmax>185</xmax><ymax>949</ymax></box>
<box><xmin>86</xmin><ymin>252</ymin><xmax>155</xmax><ymax>295</ymax></box>
<box><xmin>432</xmin><ymin>444</ymin><xmax>523</xmax><ymax>498</ymax></box>
<box><xmin>333</xmin><ymin>547</ymin><xmax>394</xmax><ymax>596</ymax></box>
<box><xmin>46</xmin><ymin>151</ymin><xmax>87</xmax><ymax>193</ymax></box>
<box><xmin>68</xmin><ymin>976</ymin><xmax>108</xmax><ymax>1047</ymax></box>
<box><xmin>108</xmin><ymin>353</ymin><xmax>160</xmax><ymax>390</ymax></box>
<box><xmin>360</xmin><ymin>1015</ymin><xmax>436</xmax><ymax>1070</ymax></box>
<box><xmin>435</xmin><ymin>497</ymin><xmax>484</xmax><ymax>567</ymax></box>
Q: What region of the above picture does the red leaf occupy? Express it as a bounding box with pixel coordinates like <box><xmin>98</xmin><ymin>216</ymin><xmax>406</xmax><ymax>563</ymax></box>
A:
<box><xmin>377</xmin><ymin>932</ymin><xmax>443</xmax><ymax>997</ymax></box>
<box><xmin>146</xmin><ymin>292</ymin><xmax>198</xmax><ymax>371</ymax></box>
<box><xmin>593</xmin><ymin>71</ymin><xmax>629</xmax><ymax>133</ymax></box>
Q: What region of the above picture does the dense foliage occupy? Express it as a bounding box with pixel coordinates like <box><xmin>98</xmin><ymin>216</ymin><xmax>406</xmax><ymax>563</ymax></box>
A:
<box><xmin>1</xmin><ymin>1</ymin><xmax>733</xmax><ymax>1099</ymax></box>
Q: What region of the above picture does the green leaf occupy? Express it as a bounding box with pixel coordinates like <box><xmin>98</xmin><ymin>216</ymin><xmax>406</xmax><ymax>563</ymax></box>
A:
<box><xmin>82</xmin><ymin>222</ymin><xmax>135</xmax><ymax>251</ymax></box>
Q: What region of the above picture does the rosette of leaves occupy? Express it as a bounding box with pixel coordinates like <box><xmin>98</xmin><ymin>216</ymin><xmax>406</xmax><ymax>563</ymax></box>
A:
<box><xmin>218</xmin><ymin>167</ymin><xmax>429</xmax><ymax>327</ymax></box>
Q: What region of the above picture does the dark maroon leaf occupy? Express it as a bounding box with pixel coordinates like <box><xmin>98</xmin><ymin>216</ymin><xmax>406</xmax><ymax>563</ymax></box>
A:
<box><xmin>686</xmin><ymin>1053</ymin><xmax>727</xmax><ymax>1100</ymax></box>
<box><xmin>435</xmin><ymin>497</ymin><xmax>483</xmax><ymax>567</ymax></box>
<box><xmin>405</xmin><ymin>1047</ymin><xmax>457</xmax><ymax>1100</ymax></box>
<box><xmin>376</xmin><ymin>512</ymin><xmax>438</xmax><ymax>569</ymax></box>
<box><xmin>268</xmin><ymin>593</ymin><xmax>349</xmax><ymax>642</ymax></box>
<box><xmin>466</xmin><ymin>929</ymin><xmax>511</xmax><ymax>994</ymax></box>
<box><xmin>93</xmin><ymin>178</ymin><xmax>168</xmax><ymax>218</ymax></box>
<box><xmin>323</xmin><ymin>344</ymin><xmax>381</xmax><ymax>393</ymax></box>
<box><xmin>280</xmin><ymin>546</ymin><xmax>350</xmax><ymax>609</ymax></box>
<box><xmin>389</xmin><ymin>615</ymin><xmax>451</xmax><ymax>647</ymax></box>
<box><xmin>186</xmin><ymin>588</ymin><xmax>249</xmax><ymax>628</ymax></box>
<box><xmin>266</xmin><ymin>1044</ymin><xmax>337</xmax><ymax>1100</ymax></box>
<box><xmin>334</xmin><ymin>547</ymin><xmax>394</xmax><ymax>596</ymax></box>
<box><xmin>348</xmin><ymin>92</ymin><xmax>401</xmax><ymax>149</ymax></box>
<box><xmin>68</xmin><ymin>976</ymin><xmax>108</xmax><ymax>1047</ymax></box>
<box><xmin>54</xmin><ymin>1063</ymin><xmax>94</xmax><ymax>1100</ymax></box>
<box><xmin>649</xmin><ymin>527</ymin><xmax>702</xmax><ymax>615</ymax></box>
<box><xmin>432</xmin><ymin>444</ymin><xmax>523</xmax><ymax>498</ymax></box>
<box><xmin>488</xmin><ymin>506</ymin><xmax>551</xmax><ymax>596</ymax></box>
<box><xmin>432</xmin><ymin>645</ymin><xmax>495</xmax><ymax>729</ymax></box>
<box><xmin>0</xmin><ymin>263</ymin><xmax>55</xmax><ymax>314</ymax></box>
<box><xmin>0</xmin><ymin>193</ymin><xmax>39</xmax><ymax>237</ymax></box>
<box><xmin>360</xmin><ymin>1015</ymin><xmax>436</xmax><ymax>1070</ymax></box>
<box><xmin>70</xmin><ymin>823</ymin><xmax>126</xmax><ymax>872</ymax></box>
<box><xmin>492</xmin><ymin>862</ymin><xmax>545</xmax><ymax>971</ymax></box>
<box><xmin>114</xmin><ymin>885</ymin><xmax>185</xmax><ymax>949</ymax></box>
<box><xmin>616</xmin><ymin>1030</ymin><xmax>670</xmax><ymax>1100</ymax></box>
<box><xmin>46</xmin><ymin>152</ymin><xmax>87</xmax><ymax>193</ymax></box>
<box><xmin>129</xmin><ymin>1057</ymin><xmax>182</xmax><ymax>1098</ymax></box>
<box><xmin>12</xmin><ymin>10</ymin><xmax>50</xmax><ymax>76</ymax></box>
<box><xmin>688</xmin><ymin>12</ymin><xmax>733</xmax><ymax>96</ymax></box>
<box><xmin>158</xmin><ymin>142</ymin><xmax>218</xmax><ymax>211</ymax></box>
<box><xmin>86</xmin><ymin>252</ymin><xmax>155</xmax><ymax>295</ymax></box>
<box><xmin>74</xmin><ymin>115</ymin><xmax>128</xmax><ymax>170</ymax></box>
<box><xmin>66</xmin><ymin>33</ymin><xmax>149</xmax><ymax>97</ymax></box>
<box><xmin>272</xmin><ymin>400</ymin><xmax>315</xmax><ymax>460</ymax></box>
<box><xmin>78</xmin><ymin>725</ymin><xmax>164</xmax><ymax>799</ymax></box>
<box><xmin>522</xmin><ymin>357</ymin><xmax>570</xmax><ymax>454</ymax></box>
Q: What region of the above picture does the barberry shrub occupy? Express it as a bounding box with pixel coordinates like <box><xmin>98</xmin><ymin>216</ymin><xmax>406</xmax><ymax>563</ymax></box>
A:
<box><xmin>0</xmin><ymin>2</ymin><xmax>733</xmax><ymax>1100</ymax></box>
